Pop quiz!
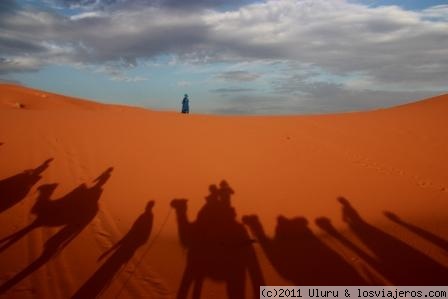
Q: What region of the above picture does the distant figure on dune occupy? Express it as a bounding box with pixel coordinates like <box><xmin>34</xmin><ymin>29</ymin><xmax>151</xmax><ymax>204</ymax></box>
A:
<box><xmin>182</xmin><ymin>94</ymin><xmax>190</xmax><ymax>114</ymax></box>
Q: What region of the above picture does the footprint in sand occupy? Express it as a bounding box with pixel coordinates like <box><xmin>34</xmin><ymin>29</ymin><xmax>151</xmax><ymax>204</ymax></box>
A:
<box><xmin>416</xmin><ymin>180</ymin><xmax>447</xmax><ymax>193</ymax></box>
<box><xmin>418</xmin><ymin>180</ymin><xmax>431</xmax><ymax>188</ymax></box>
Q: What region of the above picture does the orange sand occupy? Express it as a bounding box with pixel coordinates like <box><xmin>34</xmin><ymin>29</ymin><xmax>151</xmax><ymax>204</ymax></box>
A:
<box><xmin>0</xmin><ymin>84</ymin><xmax>447</xmax><ymax>298</ymax></box>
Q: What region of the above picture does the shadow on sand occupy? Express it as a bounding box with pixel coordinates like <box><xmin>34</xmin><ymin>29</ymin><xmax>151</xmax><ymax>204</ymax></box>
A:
<box><xmin>0</xmin><ymin>167</ymin><xmax>113</xmax><ymax>294</ymax></box>
<box><xmin>322</xmin><ymin>197</ymin><xmax>448</xmax><ymax>285</ymax></box>
<box><xmin>315</xmin><ymin>216</ymin><xmax>385</xmax><ymax>285</ymax></box>
<box><xmin>71</xmin><ymin>200</ymin><xmax>155</xmax><ymax>299</ymax></box>
<box><xmin>171</xmin><ymin>180</ymin><xmax>265</xmax><ymax>299</ymax></box>
<box><xmin>242</xmin><ymin>197</ymin><xmax>448</xmax><ymax>287</ymax></box>
<box><xmin>0</xmin><ymin>158</ymin><xmax>53</xmax><ymax>214</ymax></box>
<box><xmin>384</xmin><ymin>210</ymin><xmax>448</xmax><ymax>252</ymax></box>
<box><xmin>242</xmin><ymin>214</ymin><xmax>367</xmax><ymax>285</ymax></box>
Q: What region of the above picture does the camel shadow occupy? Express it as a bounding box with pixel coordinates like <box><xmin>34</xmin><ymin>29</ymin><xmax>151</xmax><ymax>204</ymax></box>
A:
<box><xmin>384</xmin><ymin>210</ymin><xmax>448</xmax><ymax>252</ymax></box>
<box><xmin>0</xmin><ymin>167</ymin><xmax>113</xmax><ymax>294</ymax></box>
<box><xmin>337</xmin><ymin>197</ymin><xmax>448</xmax><ymax>285</ymax></box>
<box><xmin>242</xmin><ymin>214</ymin><xmax>367</xmax><ymax>286</ymax></box>
<box><xmin>171</xmin><ymin>180</ymin><xmax>265</xmax><ymax>299</ymax></box>
<box><xmin>72</xmin><ymin>200</ymin><xmax>154</xmax><ymax>299</ymax></box>
<box><xmin>0</xmin><ymin>158</ymin><xmax>53</xmax><ymax>214</ymax></box>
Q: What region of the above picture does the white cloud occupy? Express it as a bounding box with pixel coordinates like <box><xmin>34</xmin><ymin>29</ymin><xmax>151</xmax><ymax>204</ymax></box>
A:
<box><xmin>92</xmin><ymin>64</ymin><xmax>149</xmax><ymax>82</ymax></box>
<box><xmin>215</xmin><ymin>70</ymin><xmax>261</xmax><ymax>82</ymax></box>
<box><xmin>0</xmin><ymin>56</ymin><xmax>42</xmax><ymax>74</ymax></box>
<box><xmin>422</xmin><ymin>4</ymin><xmax>448</xmax><ymax>21</ymax></box>
<box><xmin>70</xmin><ymin>11</ymin><xmax>106</xmax><ymax>21</ymax></box>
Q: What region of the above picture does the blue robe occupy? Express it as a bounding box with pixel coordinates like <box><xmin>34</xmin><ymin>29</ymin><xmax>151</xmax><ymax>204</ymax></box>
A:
<box><xmin>182</xmin><ymin>97</ymin><xmax>189</xmax><ymax>113</ymax></box>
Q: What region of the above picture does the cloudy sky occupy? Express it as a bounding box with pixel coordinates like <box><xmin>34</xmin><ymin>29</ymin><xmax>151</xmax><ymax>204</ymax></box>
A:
<box><xmin>1</xmin><ymin>0</ymin><xmax>447</xmax><ymax>114</ymax></box>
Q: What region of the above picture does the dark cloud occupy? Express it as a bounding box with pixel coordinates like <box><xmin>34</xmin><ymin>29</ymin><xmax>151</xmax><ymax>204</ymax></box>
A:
<box><xmin>67</xmin><ymin>11</ymin><xmax>209</xmax><ymax>64</ymax></box>
<box><xmin>52</xmin><ymin>0</ymin><xmax>255</xmax><ymax>10</ymax></box>
<box><xmin>0</xmin><ymin>4</ymin><xmax>211</xmax><ymax>72</ymax></box>
<box><xmin>0</xmin><ymin>37</ymin><xmax>48</xmax><ymax>55</ymax></box>
<box><xmin>0</xmin><ymin>0</ymin><xmax>18</xmax><ymax>14</ymax></box>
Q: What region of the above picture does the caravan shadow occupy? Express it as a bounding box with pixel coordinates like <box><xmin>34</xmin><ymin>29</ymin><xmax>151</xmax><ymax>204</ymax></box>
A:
<box><xmin>384</xmin><ymin>211</ymin><xmax>448</xmax><ymax>252</ymax></box>
<box><xmin>338</xmin><ymin>197</ymin><xmax>448</xmax><ymax>285</ymax></box>
<box><xmin>0</xmin><ymin>167</ymin><xmax>113</xmax><ymax>294</ymax></box>
<box><xmin>243</xmin><ymin>214</ymin><xmax>366</xmax><ymax>286</ymax></box>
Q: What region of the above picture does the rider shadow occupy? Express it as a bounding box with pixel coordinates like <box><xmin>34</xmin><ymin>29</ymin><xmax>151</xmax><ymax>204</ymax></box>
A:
<box><xmin>242</xmin><ymin>214</ymin><xmax>367</xmax><ymax>286</ymax></box>
<box><xmin>337</xmin><ymin>197</ymin><xmax>448</xmax><ymax>285</ymax></box>
<box><xmin>0</xmin><ymin>167</ymin><xmax>114</xmax><ymax>294</ymax></box>
<box><xmin>315</xmin><ymin>217</ymin><xmax>388</xmax><ymax>285</ymax></box>
<box><xmin>171</xmin><ymin>180</ymin><xmax>265</xmax><ymax>299</ymax></box>
<box><xmin>384</xmin><ymin>211</ymin><xmax>448</xmax><ymax>252</ymax></box>
<box><xmin>0</xmin><ymin>158</ymin><xmax>53</xmax><ymax>214</ymax></box>
<box><xmin>71</xmin><ymin>200</ymin><xmax>155</xmax><ymax>299</ymax></box>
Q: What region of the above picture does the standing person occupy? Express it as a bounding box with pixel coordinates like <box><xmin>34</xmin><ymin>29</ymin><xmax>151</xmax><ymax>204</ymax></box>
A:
<box><xmin>181</xmin><ymin>94</ymin><xmax>190</xmax><ymax>114</ymax></box>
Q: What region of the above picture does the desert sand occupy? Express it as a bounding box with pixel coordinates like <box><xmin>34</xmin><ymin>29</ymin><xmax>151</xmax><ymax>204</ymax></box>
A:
<box><xmin>0</xmin><ymin>83</ymin><xmax>447</xmax><ymax>299</ymax></box>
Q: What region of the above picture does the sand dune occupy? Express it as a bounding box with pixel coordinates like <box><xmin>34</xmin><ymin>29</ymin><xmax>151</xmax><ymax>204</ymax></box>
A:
<box><xmin>0</xmin><ymin>84</ymin><xmax>447</xmax><ymax>298</ymax></box>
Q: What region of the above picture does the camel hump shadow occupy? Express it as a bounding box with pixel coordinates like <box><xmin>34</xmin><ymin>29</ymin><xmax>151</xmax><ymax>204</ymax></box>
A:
<box><xmin>243</xmin><ymin>214</ymin><xmax>367</xmax><ymax>286</ymax></box>
<box><xmin>32</xmin><ymin>167</ymin><xmax>113</xmax><ymax>227</ymax></box>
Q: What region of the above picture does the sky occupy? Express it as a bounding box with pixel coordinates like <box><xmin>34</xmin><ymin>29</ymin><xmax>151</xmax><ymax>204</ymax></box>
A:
<box><xmin>0</xmin><ymin>0</ymin><xmax>447</xmax><ymax>114</ymax></box>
